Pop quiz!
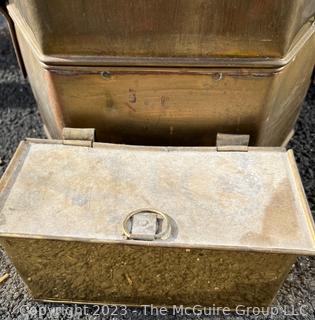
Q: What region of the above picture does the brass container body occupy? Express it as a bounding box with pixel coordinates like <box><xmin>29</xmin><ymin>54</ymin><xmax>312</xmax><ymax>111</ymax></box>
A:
<box><xmin>1</xmin><ymin>238</ymin><xmax>297</xmax><ymax>308</ymax></box>
<box><xmin>0</xmin><ymin>141</ymin><xmax>314</xmax><ymax>307</ymax></box>
<box><xmin>14</xmin><ymin>20</ymin><xmax>315</xmax><ymax>146</ymax></box>
<box><xmin>6</xmin><ymin>0</ymin><xmax>315</xmax><ymax>59</ymax></box>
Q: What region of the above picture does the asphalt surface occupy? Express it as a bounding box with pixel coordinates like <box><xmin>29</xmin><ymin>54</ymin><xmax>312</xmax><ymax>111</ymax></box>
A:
<box><xmin>0</xmin><ymin>15</ymin><xmax>314</xmax><ymax>320</ymax></box>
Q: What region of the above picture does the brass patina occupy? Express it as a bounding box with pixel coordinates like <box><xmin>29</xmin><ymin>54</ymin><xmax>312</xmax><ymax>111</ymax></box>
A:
<box><xmin>1</xmin><ymin>1</ymin><xmax>315</xmax><ymax>146</ymax></box>
<box><xmin>4</xmin><ymin>0</ymin><xmax>315</xmax><ymax>59</ymax></box>
<box><xmin>0</xmin><ymin>139</ymin><xmax>314</xmax><ymax>307</ymax></box>
<box><xmin>4</xmin><ymin>11</ymin><xmax>314</xmax><ymax>146</ymax></box>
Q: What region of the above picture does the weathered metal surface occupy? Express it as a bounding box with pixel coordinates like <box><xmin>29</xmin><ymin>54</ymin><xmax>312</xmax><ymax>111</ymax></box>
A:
<box><xmin>0</xmin><ymin>140</ymin><xmax>314</xmax><ymax>306</ymax></box>
<box><xmin>13</xmin><ymin>21</ymin><xmax>315</xmax><ymax>146</ymax></box>
<box><xmin>1</xmin><ymin>238</ymin><xmax>297</xmax><ymax>307</ymax></box>
<box><xmin>1</xmin><ymin>141</ymin><xmax>314</xmax><ymax>254</ymax></box>
<box><xmin>5</xmin><ymin>0</ymin><xmax>315</xmax><ymax>61</ymax></box>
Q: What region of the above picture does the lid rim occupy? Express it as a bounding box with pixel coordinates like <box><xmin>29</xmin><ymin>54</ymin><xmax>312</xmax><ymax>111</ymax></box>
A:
<box><xmin>8</xmin><ymin>4</ymin><xmax>315</xmax><ymax>69</ymax></box>
<box><xmin>0</xmin><ymin>232</ymin><xmax>313</xmax><ymax>256</ymax></box>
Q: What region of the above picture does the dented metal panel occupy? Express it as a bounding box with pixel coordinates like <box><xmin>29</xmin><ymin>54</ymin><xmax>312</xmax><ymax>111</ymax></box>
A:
<box><xmin>0</xmin><ymin>140</ymin><xmax>314</xmax><ymax>307</ymax></box>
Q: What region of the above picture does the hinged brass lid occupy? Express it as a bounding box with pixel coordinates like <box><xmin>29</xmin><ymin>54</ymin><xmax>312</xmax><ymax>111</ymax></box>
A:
<box><xmin>0</xmin><ymin>140</ymin><xmax>314</xmax><ymax>255</ymax></box>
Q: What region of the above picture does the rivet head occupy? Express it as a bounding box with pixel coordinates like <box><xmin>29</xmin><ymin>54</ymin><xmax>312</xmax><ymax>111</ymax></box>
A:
<box><xmin>212</xmin><ymin>72</ymin><xmax>223</xmax><ymax>81</ymax></box>
<box><xmin>139</xmin><ymin>219</ymin><xmax>149</xmax><ymax>227</ymax></box>
<box><xmin>101</xmin><ymin>71</ymin><xmax>112</xmax><ymax>79</ymax></box>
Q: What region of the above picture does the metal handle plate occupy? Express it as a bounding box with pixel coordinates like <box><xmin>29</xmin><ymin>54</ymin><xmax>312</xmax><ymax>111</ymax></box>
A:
<box><xmin>122</xmin><ymin>208</ymin><xmax>171</xmax><ymax>241</ymax></box>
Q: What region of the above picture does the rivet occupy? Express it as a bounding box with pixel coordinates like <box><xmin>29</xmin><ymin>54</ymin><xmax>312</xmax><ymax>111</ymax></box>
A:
<box><xmin>101</xmin><ymin>71</ymin><xmax>112</xmax><ymax>79</ymax></box>
<box><xmin>139</xmin><ymin>219</ymin><xmax>149</xmax><ymax>227</ymax></box>
<box><xmin>212</xmin><ymin>72</ymin><xmax>223</xmax><ymax>81</ymax></box>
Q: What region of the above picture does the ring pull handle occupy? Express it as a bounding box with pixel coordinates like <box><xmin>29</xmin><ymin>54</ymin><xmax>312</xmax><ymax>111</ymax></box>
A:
<box><xmin>122</xmin><ymin>208</ymin><xmax>171</xmax><ymax>241</ymax></box>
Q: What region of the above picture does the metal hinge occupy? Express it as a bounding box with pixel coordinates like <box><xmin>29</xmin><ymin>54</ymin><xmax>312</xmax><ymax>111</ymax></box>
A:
<box><xmin>62</xmin><ymin>128</ymin><xmax>95</xmax><ymax>147</ymax></box>
<box><xmin>216</xmin><ymin>133</ymin><xmax>250</xmax><ymax>152</ymax></box>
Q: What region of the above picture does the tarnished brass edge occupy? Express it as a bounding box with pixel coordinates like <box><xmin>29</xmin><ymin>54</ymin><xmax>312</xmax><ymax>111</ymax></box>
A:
<box><xmin>281</xmin><ymin>130</ymin><xmax>295</xmax><ymax>148</ymax></box>
<box><xmin>0</xmin><ymin>234</ymin><xmax>314</xmax><ymax>256</ymax></box>
<box><xmin>0</xmin><ymin>141</ymin><xmax>30</xmax><ymax>213</ymax></box>
<box><xmin>25</xmin><ymin>138</ymin><xmax>62</xmax><ymax>145</ymax></box>
<box><xmin>7</xmin><ymin>3</ymin><xmax>315</xmax><ymax>69</ymax></box>
<box><xmin>93</xmin><ymin>143</ymin><xmax>285</xmax><ymax>153</ymax></box>
<box><xmin>286</xmin><ymin>150</ymin><xmax>315</xmax><ymax>249</ymax></box>
<box><xmin>43</xmin><ymin>125</ymin><xmax>52</xmax><ymax>139</ymax></box>
<box><xmin>269</xmin><ymin>255</ymin><xmax>298</xmax><ymax>306</ymax></box>
<box><xmin>0</xmin><ymin>141</ymin><xmax>30</xmax><ymax>193</ymax></box>
<box><xmin>24</xmin><ymin>139</ymin><xmax>286</xmax><ymax>153</ymax></box>
<box><xmin>46</xmin><ymin>66</ymin><xmax>282</xmax><ymax>75</ymax></box>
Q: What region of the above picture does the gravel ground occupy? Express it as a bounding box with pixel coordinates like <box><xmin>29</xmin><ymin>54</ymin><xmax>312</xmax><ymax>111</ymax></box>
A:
<box><xmin>0</xmin><ymin>15</ymin><xmax>314</xmax><ymax>320</ymax></box>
